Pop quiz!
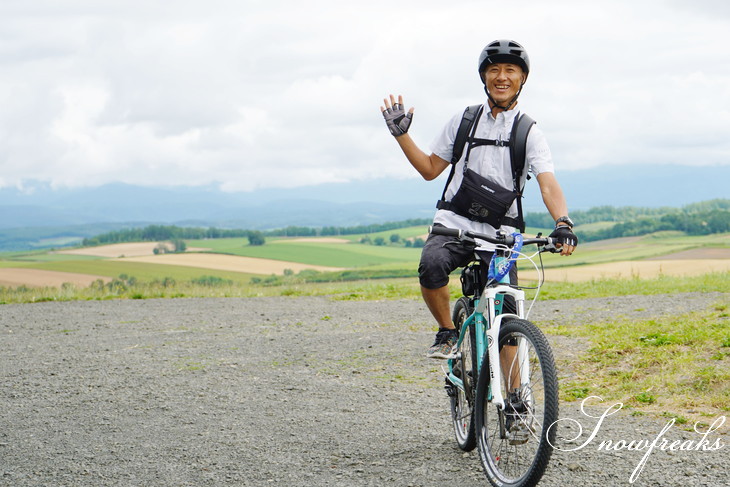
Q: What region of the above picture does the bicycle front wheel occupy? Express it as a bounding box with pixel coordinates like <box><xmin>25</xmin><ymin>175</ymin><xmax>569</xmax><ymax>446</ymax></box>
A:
<box><xmin>474</xmin><ymin>318</ymin><xmax>558</xmax><ymax>487</ymax></box>
<box><xmin>450</xmin><ymin>297</ymin><xmax>477</xmax><ymax>451</ymax></box>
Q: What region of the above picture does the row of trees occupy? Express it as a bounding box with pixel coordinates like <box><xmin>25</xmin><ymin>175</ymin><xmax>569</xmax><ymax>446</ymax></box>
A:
<box><xmin>525</xmin><ymin>199</ymin><xmax>730</xmax><ymax>229</ymax></box>
<box><xmin>359</xmin><ymin>234</ymin><xmax>425</xmax><ymax>247</ymax></box>
<box><xmin>82</xmin><ymin>225</ymin><xmax>263</xmax><ymax>247</ymax></box>
<box><xmin>267</xmin><ymin>218</ymin><xmax>431</xmax><ymax>237</ymax></box>
<box><xmin>81</xmin><ymin>201</ymin><xmax>728</xmax><ymax>248</ymax></box>
<box><xmin>525</xmin><ymin>199</ymin><xmax>729</xmax><ymax>242</ymax></box>
<box><xmin>82</xmin><ymin>219</ymin><xmax>431</xmax><ymax>247</ymax></box>
<box><xmin>578</xmin><ymin>210</ymin><xmax>730</xmax><ymax>242</ymax></box>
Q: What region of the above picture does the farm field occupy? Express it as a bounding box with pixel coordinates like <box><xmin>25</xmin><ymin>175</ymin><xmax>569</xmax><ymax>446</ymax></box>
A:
<box><xmin>0</xmin><ymin>258</ymin><xmax>261</xmax><ymax>286</ymax></box>
<box><xmin>185</xmin><ymin>237</ymin><xmax>422</xmax><ymax>267</ymax></box>
<box><xmin>58</xmin><ymin>241</ymin><xmax>210</xmax><ymax>258</ymax></box>
<box><xmin>538</xmin><ymin>231</ymin><xmax>730</xmax><ymax>268</ymax></box>
<box><xmin>0</xmin><ymin>268</ymin><xmax>111</xmax><ymax>287</ymax></box>
<box><xmin>0</xmin><ymin>227</ymin><xmax>729</xmax><ymax>288</ymax></box>
<box><xmin>520</xmin><ymin>257</ymin><xmax>730</xmax><ymax>282</ymax></box>
<box><xmin>117</xmin><ymin>253</ymin><xmax>347</xmax><ymax>274</ymax></box>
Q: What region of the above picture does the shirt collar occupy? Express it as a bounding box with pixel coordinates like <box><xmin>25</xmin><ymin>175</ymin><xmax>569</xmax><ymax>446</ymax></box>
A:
<box><xmin>485</xmin><ymin>102</ymin><xmax>521</xmax><ymax>122</ymax></box>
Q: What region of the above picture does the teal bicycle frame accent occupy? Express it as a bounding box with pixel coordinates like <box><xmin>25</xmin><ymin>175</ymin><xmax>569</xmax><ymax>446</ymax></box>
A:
<box><xmin>447</xmin><ymin>255</ymin><xmax>527</xmax><ymax>410</ymax></box>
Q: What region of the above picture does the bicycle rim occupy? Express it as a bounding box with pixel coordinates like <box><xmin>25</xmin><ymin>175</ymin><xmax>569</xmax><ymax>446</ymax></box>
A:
<box><xmin>450</xmin><ymin>298</ymin><xmax>476</xmax><ymax>451</ymax></box>
<box><xmin>475</xmin><ymin>319</ymin><xmax>558</xmax><ymax>487</ymax></box>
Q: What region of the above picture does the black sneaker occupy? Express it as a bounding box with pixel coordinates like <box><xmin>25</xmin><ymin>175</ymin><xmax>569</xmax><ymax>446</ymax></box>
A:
<box><xmin>426</xmin><ymin>328</ymin><xmax>458</xmax><ymax>359</ymax></box>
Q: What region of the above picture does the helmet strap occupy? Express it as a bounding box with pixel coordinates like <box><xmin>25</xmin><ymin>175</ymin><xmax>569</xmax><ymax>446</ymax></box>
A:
<box><xmin>484</xmin><ymin>83</ymin><xmax>523</xmax><ymax>116</ymax></box>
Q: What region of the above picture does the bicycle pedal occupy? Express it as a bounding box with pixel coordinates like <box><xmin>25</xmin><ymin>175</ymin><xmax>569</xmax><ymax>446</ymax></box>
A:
<box><xmin>506</xmin><ymin>417</ymin><xmax>535</xmax><ymax>445</ymax></box>
<box><xmin>508</xmin><ymin>432</ymin><xmax>530</xmax><ymax>446</ymax></box>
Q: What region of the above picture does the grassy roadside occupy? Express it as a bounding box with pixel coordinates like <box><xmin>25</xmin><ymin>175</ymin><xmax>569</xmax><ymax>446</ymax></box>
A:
<box><xmin>546</xmin><ymin>303</ymin><xmax>729</xmax><ymax>427</ymax></box>
<box><xmin>1</xmin><ymin>271</ymin><xmax>728</xmax><ymax>304</ymax></box>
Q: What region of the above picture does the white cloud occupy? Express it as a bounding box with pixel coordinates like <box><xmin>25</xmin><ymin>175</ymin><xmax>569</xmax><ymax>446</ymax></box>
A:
<box><xmin>1</xmin><ymin>0</ymin><xmax>729</xmax><ymax>192</ymax></box>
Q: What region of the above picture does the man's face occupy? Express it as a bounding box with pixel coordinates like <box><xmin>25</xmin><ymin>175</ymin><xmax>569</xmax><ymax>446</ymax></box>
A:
<box><xmin>483</xmin><ymin>63</ymin><xmax>525</xmax><ymax>106</ymax></box>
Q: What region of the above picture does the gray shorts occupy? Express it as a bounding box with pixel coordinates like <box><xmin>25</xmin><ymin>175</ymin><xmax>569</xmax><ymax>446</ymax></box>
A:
<box><xmin>418</xmin><ymin>226</ymin><xmax>518</xmax><ymax>290</ymax></box>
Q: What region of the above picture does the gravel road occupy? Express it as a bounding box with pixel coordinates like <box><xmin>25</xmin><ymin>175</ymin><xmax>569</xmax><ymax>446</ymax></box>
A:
<box><xmin>1</xmin><ymin>293</ymin><xmax>728</xmax><ymax>486</ymax></box>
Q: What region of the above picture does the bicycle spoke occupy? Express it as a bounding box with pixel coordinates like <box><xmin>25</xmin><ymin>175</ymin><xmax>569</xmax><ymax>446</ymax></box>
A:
<box><xmin>456</xmin><ymin>410</ymin><xmax>472</xmax><ymax>421</ymax></box>
<box><xmin>476</xmin><ymin>320</ymin><xmax>559</xmax><ymax>486</ymax></box>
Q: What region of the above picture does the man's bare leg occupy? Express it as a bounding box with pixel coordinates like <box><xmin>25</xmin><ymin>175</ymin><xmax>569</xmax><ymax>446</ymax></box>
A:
<box><xmin>500</xmin><ymin>345</ymin><xmax>521</xmax><ymax>391</ymax></box>
<box><xmin>422</xmin><ymin>285</ymin><xmax>459</xmax><ymax>358</ymax></box>
<box><xmin>421</xmin><ymin>285</ymin><xmax>455</xmax><ymax>329</ymax></box>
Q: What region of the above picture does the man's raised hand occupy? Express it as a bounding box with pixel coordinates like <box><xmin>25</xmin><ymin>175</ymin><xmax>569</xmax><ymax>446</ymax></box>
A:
<box><xmin>380</xmin><ymin>94</ymin><xmax>414</xmax><ymax>137</ymax></box>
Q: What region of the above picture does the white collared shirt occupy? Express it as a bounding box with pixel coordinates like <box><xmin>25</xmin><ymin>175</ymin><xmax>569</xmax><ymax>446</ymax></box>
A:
<box><xmin>429</xmin><ymin>103</ymin><xmax>553</xmax><ymax>244</ymax></box>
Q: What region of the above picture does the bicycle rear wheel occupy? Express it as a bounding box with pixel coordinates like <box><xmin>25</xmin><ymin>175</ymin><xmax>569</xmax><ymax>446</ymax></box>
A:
<box><xmin>449</xmin><ymin>297</ymin><xmax>477</xmax><ymax>451</ymax></box>
<box><xmin>474</xmin><ymin>318</ymin><xmax>558</xmax><ymax>487</ymax></box>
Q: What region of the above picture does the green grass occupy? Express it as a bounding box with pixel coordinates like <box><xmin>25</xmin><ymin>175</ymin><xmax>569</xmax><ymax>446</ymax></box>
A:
<box><xmin>539</xmin><ymin>232</ymin><xmax>730</xmax><ymax>269</ymax></box>
<box><xmin>187</xmin><ymin>238</ymin><xmax>421</xmax><ymax>268</ymax></box>
<box><xmin>185</xmin><ymin>237</ymin><xmax>250</xmax><ymax>252</ymax></box>
<box><xmin>336</xmin><ymin>225</ymin><xmax>431</xmax><ymax>242</ymax></box>
<box><xmin>0</xmin><ymin>249</ymin><xmax>48</xmax><ymax>260</ymax></box>
<box><xmin>0</xmin><ymin>253</ymin><xmax>105</xmax><ymax>263</ymax></box>
<box><xmin>0</xmin><ymin>274</ymin><xmax>429</xmax><ymax>304</ymax></box>
<box><xmin>546</xmin><ymin>304</ymin><xmax>730</xmax><ymax>422</ymax></box>
<box><xmin>4</xmin><ymin>270</ymin><xmax>726</xmax><ymax>305</ymax></box>
<box><xmin>574</xmin><ymin>221</ymin><xmax>618</xmax><ymax>232</ymax></box>
<box><xmin>522</xmin><ymin>271</ymin><xmax>730</xmax><ymax>300</ymax></box>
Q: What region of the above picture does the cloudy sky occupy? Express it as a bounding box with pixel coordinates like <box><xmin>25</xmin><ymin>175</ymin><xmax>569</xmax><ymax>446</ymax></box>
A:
<box><xmin>1</xmin><ymin>0</ymin><xmax>729</xmax><ymax>192</ymax></box>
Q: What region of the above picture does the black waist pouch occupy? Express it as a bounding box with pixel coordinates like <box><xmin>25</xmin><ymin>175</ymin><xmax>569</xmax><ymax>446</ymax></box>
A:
<box><xmin>447</xmin><ymin>168</ymin><xmax>517</xmax><ymax>227</ymax></box>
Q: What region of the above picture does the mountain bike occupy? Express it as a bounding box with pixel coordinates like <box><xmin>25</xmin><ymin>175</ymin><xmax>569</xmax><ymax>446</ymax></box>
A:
<box><xmin>432</xmin><ymin>225</ymin><xmax>559</xmax><ymax>487</ymax></box>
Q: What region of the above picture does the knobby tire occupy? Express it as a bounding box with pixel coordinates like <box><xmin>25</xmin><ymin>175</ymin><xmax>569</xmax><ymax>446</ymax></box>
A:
<box><xmin>450</xmin><ymin>297</ymin><xmax>477</xmax><ymax>451</ymax></box>
<box><xmin>474</xmin><ymin>318</ymin><xmax>559</xmax><ymax>487</ymax></box>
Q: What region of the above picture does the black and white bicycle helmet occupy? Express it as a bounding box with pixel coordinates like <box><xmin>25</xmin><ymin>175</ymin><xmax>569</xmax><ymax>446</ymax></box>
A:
<box><xmin>478</xmin><ymin>39</ymin><xmax>530</xmax><ymax>78</ymax></box>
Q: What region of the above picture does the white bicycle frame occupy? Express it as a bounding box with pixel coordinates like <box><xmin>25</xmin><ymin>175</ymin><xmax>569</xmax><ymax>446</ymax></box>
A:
<box><xmin>478</xmin><ymin>284</ymin><xmax>529</xmax><ymax>411</ymax></box>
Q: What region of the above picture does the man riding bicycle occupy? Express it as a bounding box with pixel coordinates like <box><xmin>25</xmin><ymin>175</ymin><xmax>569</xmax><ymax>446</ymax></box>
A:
<box><xmin>380</xmin><ymin>39</ymin><xmax>578</xmax><ymax>359</ymax></box>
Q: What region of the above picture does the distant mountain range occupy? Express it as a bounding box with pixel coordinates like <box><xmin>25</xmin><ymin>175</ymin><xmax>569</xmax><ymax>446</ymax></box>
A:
<box><xmin>1</xmin><ymin>164</ymin><xmax>728</xmax><ymax>250</ymax></box>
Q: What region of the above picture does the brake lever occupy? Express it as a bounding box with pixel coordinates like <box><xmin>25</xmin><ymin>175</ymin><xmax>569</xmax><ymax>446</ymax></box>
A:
<box><xmin>540</xmin><ymin>236</ymin><xmax>560</xmax><ymax>254</ymax></box>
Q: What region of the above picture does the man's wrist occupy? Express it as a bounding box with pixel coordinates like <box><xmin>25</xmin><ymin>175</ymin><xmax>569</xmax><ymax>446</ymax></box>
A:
<box><xmin>555</xmin><ymin>216</ymin><xmax>574</xmax><ymax>229</ymax></box>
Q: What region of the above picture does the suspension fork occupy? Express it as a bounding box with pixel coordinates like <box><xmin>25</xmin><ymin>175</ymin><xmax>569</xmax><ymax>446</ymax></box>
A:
<box><xmin>477</xmin><ymin>285</ymin><xmax>527</xmax><ymax>409</ymax></box>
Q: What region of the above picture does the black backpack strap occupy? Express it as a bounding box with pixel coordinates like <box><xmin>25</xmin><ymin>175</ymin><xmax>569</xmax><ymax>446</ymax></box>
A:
<box><xmin>438</xmin><ymin>105</ymin><xmax>483</xmax><ymax>203</ymax></box>
<box><xmin>451</xmin><ymin>105</ymin><xmax>483</xmax><ymax>164</ymax></box>
<box><xmin>508</xmin><ymin>113</ymin><xmax>536</xmax><ymax>232</ymax></box>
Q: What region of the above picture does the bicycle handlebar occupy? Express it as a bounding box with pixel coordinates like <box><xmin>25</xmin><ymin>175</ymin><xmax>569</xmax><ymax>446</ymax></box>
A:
<box><xmin>429</xmin><ymin>225</ymin><xmax>557</xmax><ymax>251</ymax></box>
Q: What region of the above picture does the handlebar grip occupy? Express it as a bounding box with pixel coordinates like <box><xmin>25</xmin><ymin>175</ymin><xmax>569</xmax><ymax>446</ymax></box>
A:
<box><xmin>428</xmin><ymin>226</ymin><xmax>462</xmax><ymax>238</ymax></box>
